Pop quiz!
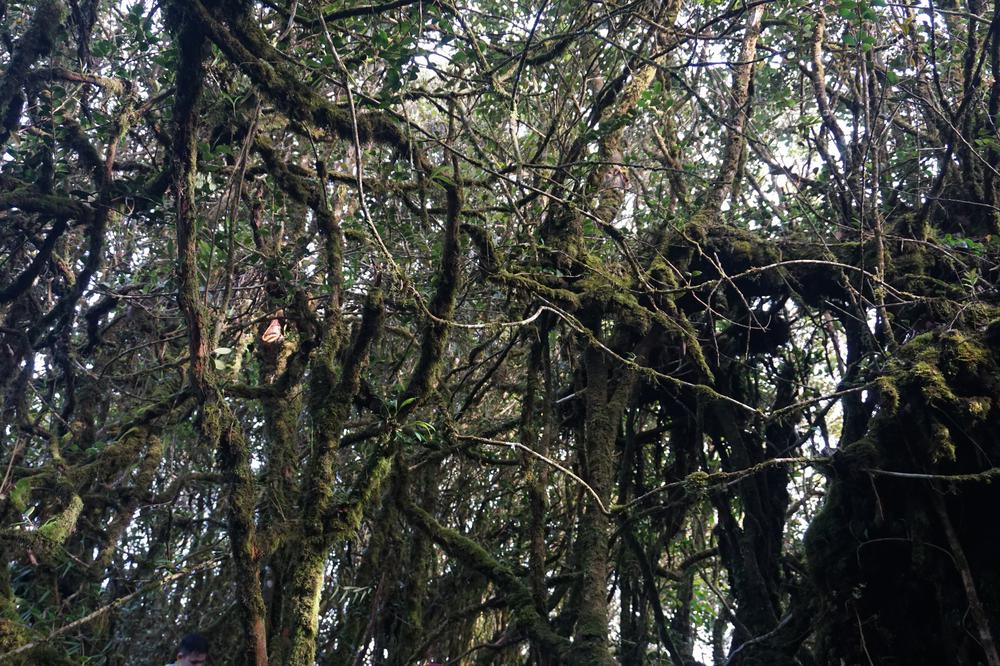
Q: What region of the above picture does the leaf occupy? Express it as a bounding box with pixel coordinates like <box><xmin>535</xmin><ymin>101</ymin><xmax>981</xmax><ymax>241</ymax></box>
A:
<box><xmin>214</xmin><ymin>347</ymin><xmax>233</xmax><ymax>356</ymax></box>
<box><xmin>262</xmin><ymin>319</ymin><xmax>283</xmax><ymax>343</ymax></box>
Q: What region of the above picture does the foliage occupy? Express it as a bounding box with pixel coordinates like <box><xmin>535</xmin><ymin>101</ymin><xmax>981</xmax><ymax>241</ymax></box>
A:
<box><xmin>1</xmin><ymin>0</ymin><xmax>999</xmax><ymax>665</ymax></box>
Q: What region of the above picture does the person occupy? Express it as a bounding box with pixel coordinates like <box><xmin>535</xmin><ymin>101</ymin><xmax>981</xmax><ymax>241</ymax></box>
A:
<box><xmin>165</xmin><ymin>633</ymin><xmax>208</xmax><ymax>666</ymax></box>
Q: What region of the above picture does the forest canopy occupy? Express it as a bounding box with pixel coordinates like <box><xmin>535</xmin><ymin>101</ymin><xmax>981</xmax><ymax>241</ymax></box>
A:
<box><xmin>2</xmin><ymin>0</ymin><xmax>1000</xmax><ymax>664</ymax></box>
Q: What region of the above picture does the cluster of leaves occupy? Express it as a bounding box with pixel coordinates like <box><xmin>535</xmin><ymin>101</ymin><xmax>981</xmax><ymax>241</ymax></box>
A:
<box><xmin>1</xmin><ymin>1</ymin><xmax>999</xmax><ymax>665</ymax></box>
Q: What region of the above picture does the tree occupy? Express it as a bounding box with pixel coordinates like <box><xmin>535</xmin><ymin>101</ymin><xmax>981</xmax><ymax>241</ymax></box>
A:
<box><xmin>1</xmin><ymin>0</ymin><xmax>999</xmax><ymax>664</ymax></box>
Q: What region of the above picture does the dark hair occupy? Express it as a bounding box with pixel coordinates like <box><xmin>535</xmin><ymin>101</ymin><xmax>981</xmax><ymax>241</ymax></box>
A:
<box><xmin>178</xmin><ymin>633</ymin><xmax>209</xmax><ymax>656</ymax></box>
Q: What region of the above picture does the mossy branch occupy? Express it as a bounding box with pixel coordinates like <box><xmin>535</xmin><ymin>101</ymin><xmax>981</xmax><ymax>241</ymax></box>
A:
<box><xmin>170</xmin><ymin>3</ymin><xmax>211</xmax><ymax>390</ymax></box>
<box><xmin>189</xmin><ymin>0</ymin><xmax>431</xmax><ymax>171</ymax></box>
<box><xmin>0</xmin><ymin>191</ymin><xmax>94</xmax><ymax>223</ymax></box>
<box><xmin>0</xmin><ymin>0</ymin><xmax>66</xmax><ymax>147</ymax></box>
<box><xmin>696</xmin><ymin>2</ymin><xmax>765</xmax><ymax>215</ymax></box>
<box><xmin>398</xmin><ymin>162</ymin><xmax>463</xmax><ymax>409</ymax></box>
<box><xmin>0</xmin><ymin>218</ymin><xmax>69</xmax><ymax>305</ymax></box>
<box><xmin>36</xmin><ymin>494</ymin><xmax>83</xmax><ymax>545</ymax></box>
<box><xmin>397</xmin><ymin>482</ymin><xmax>569</xmax><ymax>658</ymax></box>
<box><xmin>0</xmin><ymin>558</ymin><xmax>220</xmax><ymax>662</ymax></box>
<box><xmin>327</xmin><ymin>453</ymin><xmax>393</xmax><ymax>539</ymax></box>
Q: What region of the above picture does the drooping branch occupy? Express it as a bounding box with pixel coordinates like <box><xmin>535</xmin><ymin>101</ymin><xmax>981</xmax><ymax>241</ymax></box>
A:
<box><xmin>0</xmin><ymin>218</ymin><xmax>69</xmax><ymax>305</ymax></box>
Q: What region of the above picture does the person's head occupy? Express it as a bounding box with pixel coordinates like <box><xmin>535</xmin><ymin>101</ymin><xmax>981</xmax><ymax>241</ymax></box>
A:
<box><xmin>174</xmin><ymin>633</ymin><xmax>208</xmax><ymax>666</ymax></box>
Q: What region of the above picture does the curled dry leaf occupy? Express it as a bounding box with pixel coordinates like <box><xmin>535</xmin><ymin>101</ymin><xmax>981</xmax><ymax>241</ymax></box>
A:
<box><xmin>261</xmin><ymin>318</ymin><xmax>283</xmax><ymax>343</ymax></box>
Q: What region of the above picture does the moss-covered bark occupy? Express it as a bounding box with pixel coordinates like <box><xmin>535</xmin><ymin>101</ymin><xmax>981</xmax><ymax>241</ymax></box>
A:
<box><xmin>398</xmin><ymin>469</ymin><xmax>571</xmax><ymax>661</ymax></box>
<box><xmin>282</xmin><ymin>292</ymin><xmax>385</xmax><ymax>666</ymax></box>
<box><xmin>570</xmin><ymin>346</ymin><xmax>620</xmax><ymax>666</ymax></box>
<box><xmin>0</xmin><ymin>0</ymin><xmax>65</xmax><ymax>148</ymax></box>
<box><xmin>806</xmin><ymin>326</ymin><xmax>1000</xmax><ymax>665</ymax></box>
<box><xmin>169</xmin><ymin>5</ymin><xmax>268</xmax><ymax>663</ymax></box>
<box><xmin>570</xmin><ymin>322</ymin><xmax>652</xmax><ymax>665</ymax></box>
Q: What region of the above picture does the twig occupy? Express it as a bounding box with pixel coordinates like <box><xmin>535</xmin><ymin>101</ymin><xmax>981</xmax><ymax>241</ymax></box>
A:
<box><xmin>865</xmin><ymin>467</ymin><xmax>1000</xmax><ymax>483</ymax></box>
<box><xmin>725</xmin><ymin>611</ymin><xmax>795</xmax><ymax>665</ymax></box>
<box><xmin>932</xmin><ymin>492</ymin><xmax>1000</xmax><ymax>666</ymax></box>
<box><xmin>0</xmin><ymin>558</ymin><xmax>220</xmax><ymax>660</ymax></box>
<box><xmin>624</xmin><ymin>457</ymin><xmax>827</xmax><ymax>511</ymax></box>
<box><xmin>457</xmin><ymin>433</ymin><xmax>613</xmax><ymax>516</ymax></box>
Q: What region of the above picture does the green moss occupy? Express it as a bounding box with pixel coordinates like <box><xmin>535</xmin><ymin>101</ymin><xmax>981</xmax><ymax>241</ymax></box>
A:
<box><xmin>663</xmin><ymin>221</ymin><xmax>708</xmax><ymax>270</ymax></box>
<box><xmin>898</xmin><ymin>331</ymin><xmax>993</xmax><ymax>420</ymax></box>
<box><xmin>837</xmin><ymin>437</ymin><xmax>879</xmax><ymax>468</ymax></box>
<box><xmin>727</xmin><ymin>239</ymin><xmax>754</xmax><ymax>257</ymax></box>
<box><xmin>647</xmin><ymin>254</ymin><xmax>678</xmax><ymax>288</ymax></box>
<box><xmin>940</xmin><ymin>329</ymin><xmax>989</xmax><ymax>367</ymax></box>
<box><xmin>200</xmin><ymin>400</ymin><xmax>223</xmax><ymax>448</ymax></box>
<box><xmin>885</xmin><ymin>235</ymin><xmax>926</xmax><ymax>286</ymax></box>
<box><xmin>909</xmin><ymin>361</ymin><xmax>957</xmax><ymax>406</ymax></box>
<box><xmin>577</xmin><ymin>271</ymin><xmax>651</xmax><ymax>331</ymax></box>
<box><xmin>400</xmin><ymin>493</ymin><xmax>569</xmax><ymax>657</ymax></box>
<box><xmin>38</xmin><ymin>494</ymin><xmax>83</xmax><ymax>545</ymax></box>
<box><xmin>285</xmin><ymin>552</ymin><xmax>325</xmax><ymax>666</ymax></box>
<box><xmin>807</xmin><ymin>326</ymin><xmax>1000</xmax><ymax>663</ymax></box>
<box><xmin>928</xmin><ymin>420</ymin><xmax>956</xmax><ymax>463</ymax></box>
<box><xmin>876</xmin><ymin>376</ymin><xmax>900</xmax><ymax>414</ymax></box>
<box><xmin>93</xmin><ymin>427</ymin><xmax>148</xmax><ymax>474</ymax></box>
<box><xmin>333</xmin><ymin>455</ymin><xmax>392</xmax><ymax>539</ymax></box>
<box><xmin>0</xmin><ymin>617</ymin><xmax>30</xmax><ymax>653</ymax></box>
<box><xmin>683</xmin><ymin>470</ymin><xmax>710</xmax><ymax>496</ymax></box>
<box><xmin>8</xmin><ymin>477</ymin><xmax>35</xmax><ymax>514</ymax></box>
<box><xmin>498</xmin><ymin>270</ymin><xmax>581</xmax><ymax>308</ymax></box>
<box><xmin>965</xmin><ymin>397</ymin><xmax>992</xmax><ymax>418</ymax></box>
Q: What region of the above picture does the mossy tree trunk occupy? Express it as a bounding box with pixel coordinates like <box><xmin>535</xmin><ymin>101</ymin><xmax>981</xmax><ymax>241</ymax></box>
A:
<box><xmin>806</xmin><ymin>327</ymin><xmax>1000</xmax><ymax>666</ymax></box>
<box><xmin>7</xmin><ymin>0</ymin><xmax>1000</xmax><ymax>664</ymax></box>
